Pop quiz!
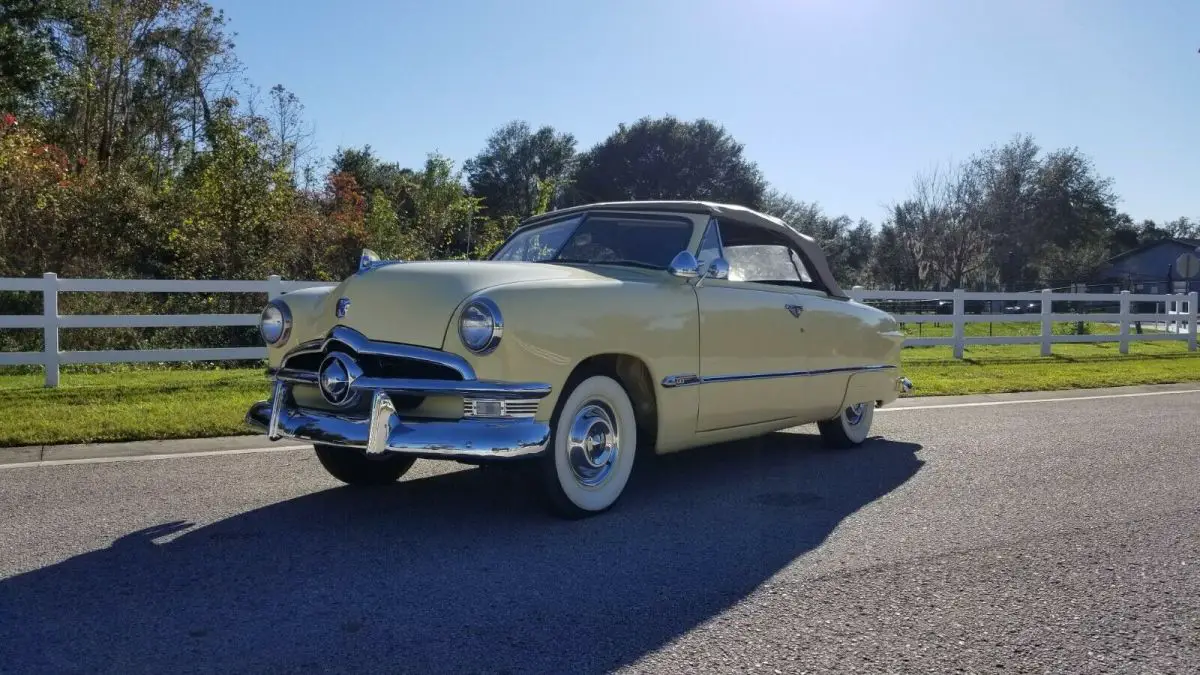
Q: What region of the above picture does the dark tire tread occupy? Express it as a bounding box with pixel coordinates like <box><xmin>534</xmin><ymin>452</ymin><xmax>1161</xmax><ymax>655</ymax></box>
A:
<box><xmin>313</xmin><ymin>444</ymin><xmax>416</xmax><ymax>486</ymax></box>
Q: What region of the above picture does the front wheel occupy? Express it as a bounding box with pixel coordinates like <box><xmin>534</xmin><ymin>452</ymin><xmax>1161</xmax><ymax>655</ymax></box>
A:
<box><xmin>817</xmin><ymin>401</ymin><xmax>875</xmax><ymax>449</ymax></box>
<box><xmin>537</xmin><ymin>374</ymin><xmax>638</xmax><ymax>519</ymax></box>
<box><xmin>313</xmin><ymin>444</ymin><xmax>416</xmax><ymax>486</ymax></box>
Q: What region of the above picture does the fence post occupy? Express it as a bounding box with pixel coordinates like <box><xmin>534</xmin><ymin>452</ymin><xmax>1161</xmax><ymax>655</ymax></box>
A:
<box><xmin>42</xmin><ymin>272</ymin><xmax>60</xmax><ymax>387</ymax></box>
<box><xmin>1040</xmin><ymin>288</ymin><xmax>1053</xmax><ymax>357</ymax></box>
<box><xmin>952</xmin><ymin>289</ymin><xmax>965</xmax><ymax>359</ymax></box>
<box><xmin>266</xmin><ymin>274</ymin><xmax>283</xmax><ymax>301</ymax></box>
<box><xmin>1118</xmin><ymin>290</ymin><xmax>1130</xmax><ymax>355</ymax></box>
<box><xmin>1189</xmin><ymin>291</ymin><xmax>1198</xmax><ymax>352</ymax></box>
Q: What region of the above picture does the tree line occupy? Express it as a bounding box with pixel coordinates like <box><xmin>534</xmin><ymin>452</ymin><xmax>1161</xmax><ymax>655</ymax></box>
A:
<box><xmin>1</xmin><ymin>0</ymin><xmax>1197</xmax><ymax>359</ymax></box>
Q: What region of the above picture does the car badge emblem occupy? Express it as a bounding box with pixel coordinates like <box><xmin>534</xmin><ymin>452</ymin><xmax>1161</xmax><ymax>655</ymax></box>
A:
<box><xmin>335</xmin><ymin>297</ymin><xmax>351</xmax><ymax>319</ymax></box>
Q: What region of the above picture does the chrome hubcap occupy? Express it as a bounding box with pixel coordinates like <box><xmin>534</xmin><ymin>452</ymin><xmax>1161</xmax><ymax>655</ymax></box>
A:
<box><xmin>566</xmin><ymin>401</ymin><xmax>620</xmax><ymax>488</ymax></box>
<box><xmin>845</xmin><ymin>403</ymin><xmax>866</xmax><ymax>426</ymax></box>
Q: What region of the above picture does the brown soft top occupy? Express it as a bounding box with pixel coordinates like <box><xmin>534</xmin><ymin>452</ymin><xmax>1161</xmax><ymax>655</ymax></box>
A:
<box><xmin>517</xmin><ymin>200</ymin><xmax>847</xmax><ymax>299</ymax></box>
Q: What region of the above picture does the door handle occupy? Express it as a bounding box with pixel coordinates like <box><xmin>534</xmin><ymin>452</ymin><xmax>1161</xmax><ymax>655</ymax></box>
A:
<box><xmin>785</xmin><ymin>303</ymin><xmax>804</xmax><ymax>318</ymax></box>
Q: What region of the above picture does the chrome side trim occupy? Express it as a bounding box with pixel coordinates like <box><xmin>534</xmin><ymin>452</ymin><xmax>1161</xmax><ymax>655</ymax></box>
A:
<box><xmin>661</xmin><ymin>364</ymin><xmax>896</xmax><ymax>388</ymax></box>
<box><xmin>702</xmin><ymin>364</ymin><xmax>896</xmax><ymax>383</ymax></box>
<box><xmin>661</xmin><ymin>373</ymin><xmax>701</xmax><ymax>388</ymax></box>
<box><xmin>281</xmin><ymin>326</ymin><xmax>476</xmax><ymax>379</ymax></box>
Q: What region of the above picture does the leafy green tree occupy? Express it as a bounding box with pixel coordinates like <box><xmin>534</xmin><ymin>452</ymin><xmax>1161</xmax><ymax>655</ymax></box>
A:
<box><xmin>463</xmin><ymin>120</ymin><xmax>576</xmax><ymax>219</ymax></box>
<box><xmin>0</xmin><ymin>0</ymin><xmax>77</xmax><ymax>114</ymax></box>
<box><xmin>399</xmin><ymin>153</ymin><xmax>482</xmax><ymax>259</ymax></box>
<box><xmin>163</xmin><ymin>99</ymin><xmax>295</xmax><ymax>280</ymax></box>
<box><xmin>568</xmin><ymin>116</ymin><xmax>767</xmax><ymax>208</ymax></box>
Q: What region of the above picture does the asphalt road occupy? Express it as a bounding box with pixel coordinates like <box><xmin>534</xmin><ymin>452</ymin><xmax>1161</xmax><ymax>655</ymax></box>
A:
<box><xmin>1</xmin><ymin>385</ymin><xmax>1198</xmax><ymax>674</ymax></box>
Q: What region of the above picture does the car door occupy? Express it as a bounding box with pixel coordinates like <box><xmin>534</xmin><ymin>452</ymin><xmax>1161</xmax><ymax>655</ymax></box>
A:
<box><xmin>693</xmin><ymin>279</ymin><xmax>809</xmax><ymax>431</ymax></box>
<box><xmin>691</xmin><ymin>218</ymin><xmax>845</xmax><ymax>431</ymax></box>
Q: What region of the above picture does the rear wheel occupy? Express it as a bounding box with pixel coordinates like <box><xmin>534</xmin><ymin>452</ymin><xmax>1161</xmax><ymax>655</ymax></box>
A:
<box><xmin>817</xmin><ymin>401</ymin><xmax>875</xmax><ymax>449</ymax></box>
<box><xmin>537</xmin><ymin>374</ymin><xmax>638</xmax><ymax>519</ymax></box>
<box><xmin>313</xmin><ymin>444</ymin><xmax>416</xmax><ymax>486</ymax></box>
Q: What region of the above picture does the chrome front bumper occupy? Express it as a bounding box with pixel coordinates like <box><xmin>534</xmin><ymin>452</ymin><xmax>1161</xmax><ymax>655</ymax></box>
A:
<box><xmin>246</xmin><ymin>380</ymin><xmax>552</xmax><ymax>462</ymax></box>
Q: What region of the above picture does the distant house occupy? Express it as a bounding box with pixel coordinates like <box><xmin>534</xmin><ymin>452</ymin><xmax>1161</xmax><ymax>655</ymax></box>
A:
<box><xmin>1093</xmin><ymin>238</ymin><xmax>1200</xmax><ymax>294</ymax></box>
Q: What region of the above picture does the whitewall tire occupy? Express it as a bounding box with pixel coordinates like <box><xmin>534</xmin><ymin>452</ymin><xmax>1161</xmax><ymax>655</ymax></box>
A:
<box><xmin>538</xmin><ymin>374</ymin><xmax>638</xmax><ymax>519</ymax></box>
<box><xmin>817</xmin><ymin>401</ymin><xmax>875</xmax><ymax>449</ymax></box>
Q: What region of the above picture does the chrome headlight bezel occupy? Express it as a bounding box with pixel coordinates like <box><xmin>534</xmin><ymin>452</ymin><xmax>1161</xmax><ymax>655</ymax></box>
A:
<box><xmin>458</xmin><ymin>297</ymin><xmax>503</xmax><ymax>355</ymax></box>
<box><xmin>259</xmin><ymin>299</ymin><xmax>292</xmax><ymax>346</ymax></box>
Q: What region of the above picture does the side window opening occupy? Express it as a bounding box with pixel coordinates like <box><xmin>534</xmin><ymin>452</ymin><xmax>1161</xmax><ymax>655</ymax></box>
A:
<box><xmin>715</xmin><ymin>219</ymin><xmax>826</xmax><ymax>292</ymax></box>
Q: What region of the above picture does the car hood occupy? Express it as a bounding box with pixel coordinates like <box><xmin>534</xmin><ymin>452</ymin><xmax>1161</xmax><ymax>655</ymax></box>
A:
<box><xmin>317</xmin><ymin>260</ymin><xmax>635</xmax><ymax>349</ymax></box>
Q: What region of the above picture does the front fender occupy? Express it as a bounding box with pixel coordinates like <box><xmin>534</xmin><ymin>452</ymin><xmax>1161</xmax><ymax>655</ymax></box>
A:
<box><xmin>440</xmin><ymin>275</ymin><xmax>702</xmax><ymax>445</ymax></box>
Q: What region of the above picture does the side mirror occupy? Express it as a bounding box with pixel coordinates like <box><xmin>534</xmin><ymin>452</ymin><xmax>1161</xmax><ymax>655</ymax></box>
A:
<box><xmin>667</xmin><ymin>250</ymin><xmax>700</xmax><ymax>278</ymax></box>
<box><xmin>705</xmin><ymin>257</ymin><xmax>730</xmax><ymax>280</ymax></box>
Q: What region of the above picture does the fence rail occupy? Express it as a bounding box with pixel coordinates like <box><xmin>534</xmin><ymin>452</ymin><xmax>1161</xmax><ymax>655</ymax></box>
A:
<box><xmin>847</xmin><ymin>286</ymin><xmax>1198</xmax><ymax>359</ymax></box>
<box><xmin>0</xmin><ymin>273</ymin><xmax>339</xmax><ymax>386</ymax></box>
<box><xmin>1</xmin><ymin>276</ymin><xmax>1197</xmax><ymax>387</ymax></box>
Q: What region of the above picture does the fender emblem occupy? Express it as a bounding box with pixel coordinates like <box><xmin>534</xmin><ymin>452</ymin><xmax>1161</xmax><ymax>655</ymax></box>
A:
<box><xmin>335</xmin><ymin>297</ymin><xmax>351</xmax><ymax>319</ymax></box>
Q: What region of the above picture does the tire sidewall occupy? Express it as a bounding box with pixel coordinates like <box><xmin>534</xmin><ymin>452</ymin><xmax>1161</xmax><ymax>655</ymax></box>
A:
<box><xmin>549</xmin><ymin>375</ymin><xmax>638</xmax><ymax>513</ymax></box>
<box><xmin>839</xmin><ymin>401</ymin><xmax>875</xmax><ymax>444</ymax></box>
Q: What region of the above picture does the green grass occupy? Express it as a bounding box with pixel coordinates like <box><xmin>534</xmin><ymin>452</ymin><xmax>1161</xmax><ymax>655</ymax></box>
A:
<box><xmin>1</xmin><ymin>339</ymin><xmax>1198</xmax><ymax>447</ymax></box>
<box><xmin>901</xmin><ymin>340</ymin><xmax>1200</xmax><ymax>395</ymax></box>
<box><xmin>0</xmin><ymin>368</ymin><xmax>270</xmax><ymax>447</ymax></box>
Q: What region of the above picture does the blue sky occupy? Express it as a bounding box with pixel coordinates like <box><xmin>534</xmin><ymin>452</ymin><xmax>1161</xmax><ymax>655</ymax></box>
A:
<box><xmin>210</xmin><ymin>0</ymin><xmax>1199</xmax><ymax>226</ymax></box>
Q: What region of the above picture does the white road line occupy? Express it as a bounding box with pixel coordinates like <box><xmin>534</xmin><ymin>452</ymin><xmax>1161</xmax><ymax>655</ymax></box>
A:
<box><xmin>4</xmin><ymin>387</ymin><xmax>1198</xmax><ymax>468</ymax></box>
<box><xmin>880</xmin><ymin>388</ymin><xmax>1200</xmax><ymax>412</ymax></box>
<box><xmin>0</xmin><ymin>444</ymin><xmax>310</xmax><ymax>470</ymax></box>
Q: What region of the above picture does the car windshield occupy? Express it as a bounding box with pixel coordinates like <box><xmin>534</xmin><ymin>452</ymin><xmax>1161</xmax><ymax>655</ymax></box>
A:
<box><xmin>490</xmin><ymin>213</ymin><xmax>694</xmax><ymax>269</ymax></box>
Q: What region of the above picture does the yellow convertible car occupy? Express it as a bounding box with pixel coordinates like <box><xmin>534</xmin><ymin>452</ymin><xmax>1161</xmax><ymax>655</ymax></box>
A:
<box><xmin>246</xmin><ymin>200</ymin><xmax>910</xmax><ymax>518</ymax></box>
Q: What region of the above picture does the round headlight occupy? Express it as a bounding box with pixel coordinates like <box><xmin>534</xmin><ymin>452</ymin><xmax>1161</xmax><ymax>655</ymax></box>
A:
<box><xmin>459</xmin><ymin>297</ymin><xmax>502</xmax><ymax>354</ymax></box>
<box><xmin>259</xmin><ymin>300</ymin><xmax>292</xmax><ymax>345</ymax></box>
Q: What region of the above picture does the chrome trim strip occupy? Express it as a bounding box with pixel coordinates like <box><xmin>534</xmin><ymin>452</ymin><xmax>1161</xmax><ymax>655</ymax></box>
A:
<box><xmin>246</xmin><ymin>389</ymin><xmax>549</xmax><ymax>461</ymax></box>
<box><xmin>702</xmin><ymin>364</ymin><xmax>896</xmax><ymax>383</ymax></box>
<box><xmin>281</xmin><ymin>326</ymin><xmax>476</xmax><ymax>379</ymax></box>
<box><xmin>275</xmin><ymin>369</ymin><xmax>550</xmax><ymax>399</ymax></box>
<box><xmin>661</xmin><ymin>373</ymin><xmax>701</xmax><ymax>388</ymax></box>
<box><xmin>352</xmin><ymin>376</ymin><xmax>551</xmax><ymax>399</ymax></box>
<box><xmin>661</xmin><ymin>364</ymin><xmax>897</xmax><ymax>388</ymax></box>
<box><xmin>275</xmin><ymin>368</ymin><xmax>319</xmax><ymax>384</ymax></box>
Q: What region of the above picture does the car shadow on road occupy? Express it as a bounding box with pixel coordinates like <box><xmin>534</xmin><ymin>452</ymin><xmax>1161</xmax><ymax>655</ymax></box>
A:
<box><xmin>0</xmin><ymin>431</ymin><xmax>923</xmax><ymax>674</ymax></box>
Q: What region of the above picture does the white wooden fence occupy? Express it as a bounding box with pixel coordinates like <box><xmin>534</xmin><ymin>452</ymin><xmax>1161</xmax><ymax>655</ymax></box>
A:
<box><xmin>0</xmin><ymin>275</ymin><xmax>1197</xmax><ymax>387</ymax></box>
<box><xmin>847</xmin><ymin>287</ymin><xmax>1198</xmax><ymax>359</ymax></box>
<box><xmin>0</xmin><ymin>274</ymin><xmax>337</xmax><ymax>386</ymax></box>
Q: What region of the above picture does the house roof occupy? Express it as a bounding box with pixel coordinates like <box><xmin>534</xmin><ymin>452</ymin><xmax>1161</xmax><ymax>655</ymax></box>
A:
<box><xmin>1102</xmin><ymin>237</ymin><xmax>1200</xmax><ymax>265</ymax></box>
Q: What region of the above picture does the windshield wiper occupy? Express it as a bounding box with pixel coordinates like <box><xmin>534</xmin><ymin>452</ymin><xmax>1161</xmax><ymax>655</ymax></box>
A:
<box><xmin>553</xmin><ymin>258</ymin><xmax>662</xmax><ymax>270</ymax></box>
